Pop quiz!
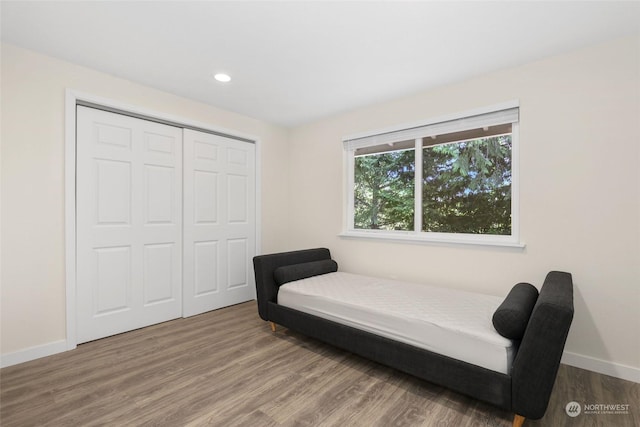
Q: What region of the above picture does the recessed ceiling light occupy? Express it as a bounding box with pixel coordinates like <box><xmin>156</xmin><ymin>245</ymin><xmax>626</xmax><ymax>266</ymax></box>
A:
<box><xmin>214</xmin><ymin>73</ymin><xmax>231</xmax><ymax>83</ymax></box>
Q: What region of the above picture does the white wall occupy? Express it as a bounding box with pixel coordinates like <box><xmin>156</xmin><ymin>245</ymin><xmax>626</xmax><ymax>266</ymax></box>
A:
<box><xmin>2</xmin><ymin>36</ymin><xmax>639</xmax><ymax>381</ymax></box>
<box><xmin>0</xmin><ymin>43</ymin><xmax>290</xmax><ymax>356</ymax></box>
<box><xmin>288</xmin><ymin>35</ymin><xmax>640</xmax><ymax>380</ymax></box>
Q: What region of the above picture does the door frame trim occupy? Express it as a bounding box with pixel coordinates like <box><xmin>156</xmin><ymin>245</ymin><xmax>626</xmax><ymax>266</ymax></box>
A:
<box><xmin>64</xmin><ymin>89</ymin><xmax>262</xmax><ymax>350</ymax></box>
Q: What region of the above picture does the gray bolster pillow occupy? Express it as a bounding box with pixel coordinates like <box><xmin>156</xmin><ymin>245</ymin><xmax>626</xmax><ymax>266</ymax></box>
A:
<box><xmin>492</xmin><ymin>282</ymin><xmax>539</xmax><ymax>340</ymax></box>
<box><xmin>274</xmin><ymin>259</ymin><xmax>338</xmax><ymax>286</ymax></box>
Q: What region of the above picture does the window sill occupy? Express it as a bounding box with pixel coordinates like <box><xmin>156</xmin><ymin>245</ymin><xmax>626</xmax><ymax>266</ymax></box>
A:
<box><xmin>339</xmin><ymin>230</ymin><xmax>526</xmax><ymax>249</ymax></box>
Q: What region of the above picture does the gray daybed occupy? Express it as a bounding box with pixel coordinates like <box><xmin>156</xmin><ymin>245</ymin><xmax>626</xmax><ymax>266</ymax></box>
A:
<box><xmin>253</xmin><ymin>248</ymin><xmax>574</xmax><ymax>427</ymax></box>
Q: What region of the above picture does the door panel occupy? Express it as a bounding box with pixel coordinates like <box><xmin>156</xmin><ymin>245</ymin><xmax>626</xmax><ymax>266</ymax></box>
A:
<box><xmin>96</xmin><ymin>159</ymin><xmax>131</xmax><ymax>224</ymax></box>
<box><xmin>194</xmin><ymin>241</ymin><xmax>219</xmax><ymax>295</ymax></box>
<box><xmin>227</xmin><ymin>238</ymin><xmax>249</xmax><ymax>289</ymax></box>
<box><xmin>194</xmin><ymin>171</ymin><xmax>218</xmax><ymax>223</ymax></box>
<box><xmin>227</xmin><ymin>174</ymin><xmax>248</xmax><ymax>223</ymax></box>
<box><xmin>183</xmin><ymin>129</ymin><xmax>256</xmax><ymax>317</ymax></box>
<box><xmin>144</xmin><ymin>165</ymin><xmax>175</xmax><ymax>224</ymax></box>
<box><xmin>143</xmin><ymin>243</ymin><xmax>175</xmax><ymax>305</ymax></box>
<box><xmin>94</xmin><ymin>246</ymin><xmax>131</xmax><ymax>315</ymax></box>
<box><xmin>76</xmin><ymin>106</ymin><xmax>183</xmax><ymax>343</ymax></box>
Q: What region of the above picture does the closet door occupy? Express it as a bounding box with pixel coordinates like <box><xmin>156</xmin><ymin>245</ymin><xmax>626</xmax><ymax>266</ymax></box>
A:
<box><xmin>76</xmin><ymin>106</ymin><xmax>183</xmax><ymax>343</ymax></box>
<box><xmin>183</xmin><ymin>129</ymin><xmax>256</xmax><ymax>317</ymax></box>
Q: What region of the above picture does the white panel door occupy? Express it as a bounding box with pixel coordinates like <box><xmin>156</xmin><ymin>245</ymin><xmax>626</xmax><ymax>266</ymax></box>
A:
<box><xmin>183</xmin><ymin>129</ymin><xmax>256</xmax><ymax>317</ymax></box>
<box><xmin>76</xmin><ymin>106</ymin><xmax>182</xmax><ymax>343</ymax></box>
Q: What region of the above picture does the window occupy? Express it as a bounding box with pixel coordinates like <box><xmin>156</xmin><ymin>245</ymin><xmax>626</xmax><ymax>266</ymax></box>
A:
<box><xmin>343</xmin><ymin>103</ymin><xmax>521</xmax><ymax>247</ymax></box>
<box><xmin>354</xmin><ymin>146</ymin><xmax>415</xmax><ymax>231</ymax></box>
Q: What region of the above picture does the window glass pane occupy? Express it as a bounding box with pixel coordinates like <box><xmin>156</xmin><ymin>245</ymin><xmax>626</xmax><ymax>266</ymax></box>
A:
<box><xmin>422</xmin><ymin>135</ymin><xmax>512</xmax><ymax>235</ymax></box>
<box><xmin>354</xmin><ymin>149</ymin><xmax>415</xmax><ymax>231</ymax></box>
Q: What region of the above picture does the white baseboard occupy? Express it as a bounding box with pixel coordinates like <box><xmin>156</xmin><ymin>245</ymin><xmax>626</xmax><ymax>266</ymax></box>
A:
<box><xmin>562</xmin><ymin>351</ymin><xmax>640</xmax><ymax>383</ymax></box>
<box><xmin>0</xmin><ymin>340</ymin><xmax>74</xmax><ymax>368</ymax></box>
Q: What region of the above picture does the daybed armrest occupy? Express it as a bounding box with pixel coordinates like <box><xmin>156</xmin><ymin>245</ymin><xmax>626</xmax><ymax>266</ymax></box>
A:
<box><xmin>253</xmin><ymin>248</ymin><xmax>332</xmax><ymax>321</ymax></box>
<box><xmin>511</xmin><ymin>271</ymin><xmax>574</xmax><ymax>420</ymax></box>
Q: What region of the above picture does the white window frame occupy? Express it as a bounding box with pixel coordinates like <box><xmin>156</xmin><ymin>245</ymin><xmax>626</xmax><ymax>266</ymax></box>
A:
<box><xmin>341</xmin><ymin>101</ymin><xmax>524</xmax><ymax>248</ymax></box>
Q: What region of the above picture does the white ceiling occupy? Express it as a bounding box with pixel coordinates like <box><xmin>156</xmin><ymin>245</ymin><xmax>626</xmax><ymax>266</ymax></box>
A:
<box><xmin>2</xmin><ymin>1</ymin><xmax>639</xmax><ymax>127</ymax></box>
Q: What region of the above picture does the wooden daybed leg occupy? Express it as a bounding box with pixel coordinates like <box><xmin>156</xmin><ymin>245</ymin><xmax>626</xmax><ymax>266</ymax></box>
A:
<box><xmin>513</xmin><ymin>414</ymin><xmax>525</xmax><ymax>427</ymax></box>
<box><xmin>269</xmin><ymin>321</ymin><xmax>276</xmax><ymax>332</ymax></box>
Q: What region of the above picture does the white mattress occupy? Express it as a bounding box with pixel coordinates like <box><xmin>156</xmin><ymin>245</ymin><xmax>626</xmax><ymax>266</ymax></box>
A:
<box><xmin>278</xmin><ymin>272</ymin><xmax>516</xmax><ymax>374</ymax></box>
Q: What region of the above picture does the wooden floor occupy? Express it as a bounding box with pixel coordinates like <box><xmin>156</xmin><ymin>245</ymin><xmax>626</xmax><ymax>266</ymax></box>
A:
<box><xmin>1</xmin><ymin>302</ymin><xmax>638</xmax><ymax>426</ymax></box>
